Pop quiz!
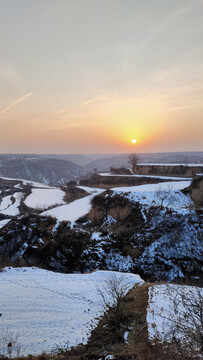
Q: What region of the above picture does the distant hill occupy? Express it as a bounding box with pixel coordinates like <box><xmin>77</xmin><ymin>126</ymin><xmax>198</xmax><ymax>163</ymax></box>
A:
<box><xmin>85</xmin><ymin>151</ymin><xmax>203</xmax><ymax>172</ymax></box>
<box><xmin>0</xmin><ymin>152</ymin><xmax>202</xmax><ymax>183</ymax></box>
<box><xmin>0</xmin><ymin>156</ymin><xmax>87</xmax><ymax>185</ymax></box>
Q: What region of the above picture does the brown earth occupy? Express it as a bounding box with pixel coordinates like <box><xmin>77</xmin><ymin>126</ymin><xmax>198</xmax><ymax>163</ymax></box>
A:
<box><xmin>80</xmin><ymin>174</ymin><xmax>172</xmax><ymax>189</ymax></box>
<box><xmin>182</xmin><ymin>175</ymin><xmax>203</xmax><ymax>206</ymax></box>
<box><xmin>133</xmin><ymin>164</ymin><xmax>202</xmax><ymax>177</ymax></box>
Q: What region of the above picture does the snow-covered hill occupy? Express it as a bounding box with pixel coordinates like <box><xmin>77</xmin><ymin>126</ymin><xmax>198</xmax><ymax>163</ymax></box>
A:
<box><xmin>0</xmin><ymin>157</ymin><xmax>86</xmax><ymax>185</ymax></box>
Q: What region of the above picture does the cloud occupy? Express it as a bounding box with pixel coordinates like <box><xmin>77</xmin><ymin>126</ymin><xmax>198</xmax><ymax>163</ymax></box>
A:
<box><xmin>81</xmin><ymin>97</ymin><xmax>100</xmax><ymax>106</ymax></box>
<box><xmin>0</xmin><ymin>92</ymin><xmax>34</xmax><ymax>115</ymax></box>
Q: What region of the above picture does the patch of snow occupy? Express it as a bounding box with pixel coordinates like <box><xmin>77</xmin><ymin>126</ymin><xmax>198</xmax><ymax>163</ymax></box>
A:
<box><xmin>0</xmin><ymin>267</ymin><xmax>143</xmax><ymax>356</ymax></box>
<box><xmin>111</xmin><ymin>180</ymin><xmax>193</xmax><ymax>215</ymax></box>
<box><xmin>0</xmin><ymin>192</ymin><xmax>24</xmax><ymax>216</ymax></box>
<box><xmin>41</xmin><ymin>187</ymin><xmax>104</xmax><ymax>222</ymax></box>
<box><xmin>112</xmin><ymin>181</ymin><xmax>192</xmax><ymax>211</ymax></box>
<box><xmin>0</xmin><ymin>177</ymin><xmax>52</xmax><ymax>188</ymax></box>
<box><xmin>112</xmin><ymin>181</ymin><xmax>191</xmax><ymax>193</ymax></box>
<box><xmin>0</xmin><ymin>195</ymin><xmax>13</xmax><ymax>211</ymax></box>
<box><xmin>14</xmin><ymin>183</ymin><xmax>23</xmax><ymax>189</ymax></box>
<box><xmin>99</xmin><ymin>173</ymin><xmax>192</xmax><ymax>180</ymax></box>
<box><xmin>51</xmin><ymin>220</ymin><xmax>61</xmax><ymax>234</ymax></box>
<box><xmin>24</xmin><ymin>188</ymin><xmax>66</xmax><ymax>210</ymax></box>
<box><xmin>91</xmin><ymin>232</ymin><xmax>102</xmax><ymax>241</ymax></box>
<box><xmin>124</xmin><ymin>331</ymin><xmax>129</xmax><ymax>343</ymax></box>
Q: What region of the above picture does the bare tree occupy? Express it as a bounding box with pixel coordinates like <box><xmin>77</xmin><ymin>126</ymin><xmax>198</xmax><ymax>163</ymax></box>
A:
<box><xmin>97</xmin><ymin>274</ymin><xmax>131</xmax><ymax>341</ymax></box>
<box><xmin>154</xmin><ymin>184</ymin><xmax>176</xmax><ymax>209</ymax></box>
<box><xmin>128</xmin><ymin>153</ymin><xmax>139</xmax><ymax>172</ymax></box>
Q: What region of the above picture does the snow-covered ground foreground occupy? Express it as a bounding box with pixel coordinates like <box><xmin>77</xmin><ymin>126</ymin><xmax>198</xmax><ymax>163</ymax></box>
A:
<box><xmin>0</xmin><ymin>267</ymin><xmax>143</xmax><ymax>356</ymax></box>
<box><xmin>24</xmin><ymin>188</ymin><xmax>66</xmax><ymax>210</ymax></box>
<box><xmin>112</xmin><ymin>181</ymin><xmax>192</xmax><ymax>210</ymax></box>
<box><xmin>147</xmin><ymin>284</ymin><xmax>203</xmax><ymax>344</ymax></box>
<box><xmin>41</xmin><ymin>186</ymin><xmax>104</xmax><ymax>222</ymax></box>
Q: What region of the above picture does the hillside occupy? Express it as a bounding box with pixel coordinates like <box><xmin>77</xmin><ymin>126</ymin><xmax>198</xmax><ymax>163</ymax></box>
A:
<box><xmin>0</xmin><ymin>156</ymin><xmax>87</xmax><ymax>185</ymax></box>
<box><xmin>0</xmin><ymin>169</ymin><xmax>202</xmax><ymax>359</ymax></box>
<box><xmin>0</xmin><ymin>176</ymin><xmax>202</xmax><ymax>283</ymax></box>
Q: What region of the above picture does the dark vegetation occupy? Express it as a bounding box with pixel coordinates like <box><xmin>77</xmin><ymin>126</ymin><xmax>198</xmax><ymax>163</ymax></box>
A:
<box><xmin>1</xmin><ymin>190</ymin><xmax>202</xmax><ymax>284</ymax></box>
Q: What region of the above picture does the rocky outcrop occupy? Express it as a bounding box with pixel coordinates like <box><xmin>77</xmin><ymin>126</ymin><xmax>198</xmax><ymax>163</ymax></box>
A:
<box><xmin>182</xmin><ymin>176</ymin><xmax>203</xmax><ymax>206</ymax></box>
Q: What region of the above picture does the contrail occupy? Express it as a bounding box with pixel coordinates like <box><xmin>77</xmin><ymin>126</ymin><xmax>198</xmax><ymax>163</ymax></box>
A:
<box><xmin>81</xmin><ymin>97</ymin><xmax>99</xmax><ymax>106</ymax></box>
<box><xmin>0</xmin><ymin>92</ymin><xmax>34</xmax><ymax>114</ymax></box>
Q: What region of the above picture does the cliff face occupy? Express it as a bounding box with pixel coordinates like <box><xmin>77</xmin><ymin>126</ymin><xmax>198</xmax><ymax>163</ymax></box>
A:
<box><xmin>133</xmin><ymin>164</ymin><xmax>203</xmax><ymax>177</ymax></box>
<box><xmin>183</xmin><ymin>176</ymin><xmax>203</xmax><ymax>206</ymax></box>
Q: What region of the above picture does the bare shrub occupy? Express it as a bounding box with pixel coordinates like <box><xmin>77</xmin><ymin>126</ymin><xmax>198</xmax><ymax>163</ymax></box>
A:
<box><xmin>97</xmin><ymin>274</ymin><xmax>131</xmax><ymax>341</ymax></box>
<box><xmin>154</xmin><ymin>184</ymin><xmax>176</xmax><ymax>208</ymax></box>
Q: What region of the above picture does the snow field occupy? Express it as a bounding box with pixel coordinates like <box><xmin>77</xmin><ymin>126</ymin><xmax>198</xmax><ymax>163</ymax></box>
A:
<box><xmin>41</xmin><ymin>187</ymin><xmax>104</xmax><ymax>222</ymax></box>
<box><xmin>0</xmin><ymin>267</ymin><xmax>143</xmax><ymax>356</ymax></box>
<box><xmin>112</xmin><ymin>181</ymin><xmax>192</xmax><ymax>210</ymax></box>
<box><xmin>24</xmin><ymin>188</ymin><xmax>66</xmax><ymax>210</ymax></box>
<box><xmin>0</xmin><ymin>177</ymin><xmax>52</xmax><ymax>188</ymax></box>
<box><xmin>0</xmin><ymin>192</ymin><xmax>24</xmax><ymax>216</ymax></box>
<box><xmin>99</xmin><ymin>173</ymin><xmax>192</xmax><ymax>180</ymax></box>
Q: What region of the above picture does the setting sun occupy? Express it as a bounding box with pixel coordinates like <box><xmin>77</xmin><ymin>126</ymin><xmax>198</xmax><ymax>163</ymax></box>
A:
<box><xmin>132</xmin><ymin>139</ymin><xmax>136</xmax><ymax>144</ymax></box>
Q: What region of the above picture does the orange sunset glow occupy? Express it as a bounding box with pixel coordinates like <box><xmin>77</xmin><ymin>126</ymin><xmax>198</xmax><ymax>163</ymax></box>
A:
<box><xmin>0</xmin><ymin>1</ymin><xmax>202</xmax><ymax>154</ymax></box>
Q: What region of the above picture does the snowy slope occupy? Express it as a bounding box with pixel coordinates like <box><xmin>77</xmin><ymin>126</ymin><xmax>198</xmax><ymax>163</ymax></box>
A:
<box><xmin>41</xmin><ymin>187</ymin><xmax>104</xmax><ymax>222</ymax></box>
<box><xmin>0</xmin><ymin>267</ymin><xmax>143</xmax><ymax>356</ymax></box>
<box><xmin>112</xmin><ymin>181</ymin><xmax>192</xmax><ymax>210</ymax></box>
<box><xmin>0</xmin><ymin>177</ymin><xmax>52</xmax><ymax>188</ymax></box>
<box><xmin>0</xmin><ymin>192</ymin><xmax>24</xmax><ymax>216</ymax></box>
<box><xmin>24</xmin><ymin>188</ymin><xmax>66</xmax><ymax>210</ymax></box>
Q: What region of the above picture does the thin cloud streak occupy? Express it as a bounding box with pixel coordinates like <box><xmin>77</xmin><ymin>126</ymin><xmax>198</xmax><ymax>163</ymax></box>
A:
<box><xmin>0</xmin><ymin>92</ymin><xmax>34</xmax><ymax>115</ymax></box>
<box><xmin>81</xmin><ymin>97</ymin><xmax>100</xmax><ymax>106</ymax></box>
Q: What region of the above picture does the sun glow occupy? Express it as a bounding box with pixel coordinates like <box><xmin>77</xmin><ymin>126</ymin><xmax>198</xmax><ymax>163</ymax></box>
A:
<box><xmin>132</xmin><ymin>139</ymin><xmax>136</xmax><ymax>144</ymax></box>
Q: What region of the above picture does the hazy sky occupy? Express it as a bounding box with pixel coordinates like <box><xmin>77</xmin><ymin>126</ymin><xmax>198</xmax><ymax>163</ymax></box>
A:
<box><xmin>0</xmin><ymin>0</ymin><xmax>203</xmax><ymax>154</ymax></box>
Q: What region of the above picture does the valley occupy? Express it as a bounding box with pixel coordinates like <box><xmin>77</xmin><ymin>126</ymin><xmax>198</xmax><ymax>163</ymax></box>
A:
<box><xmin>0</xmin><ymin>158</ymin><xmax>202</xmax><ymax>359</ymax></box>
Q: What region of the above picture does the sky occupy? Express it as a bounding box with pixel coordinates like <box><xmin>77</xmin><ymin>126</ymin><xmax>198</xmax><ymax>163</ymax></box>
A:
<box><xmin>0</xmin><ymin>0</ymin><xmax>203</xmax><ymax>154</ymax></box>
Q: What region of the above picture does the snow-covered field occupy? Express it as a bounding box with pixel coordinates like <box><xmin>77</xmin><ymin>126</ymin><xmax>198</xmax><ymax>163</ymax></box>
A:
<box><xmin>41</xmin><ymin>187</ymin><xmax>104</xmax><ymax>222</ymax></box>
<box><xmin>24</xmin><ymin>188</ymin><xmax>66</xmax><ymax>210</ymax></box>
<box><xmin>147</xmin><ymin>284</ymin><xmax>203</xmax><ymax>343</ymax></box>
<box><xmin>99</xmin><ymin>173</ymin><xmax>192</xmax><ymax>180</ymax></box>
<box><xmin>0</xmin><ymin>177</ymin><xmax>52</xmax><ymax>188</ymax></box>
<box><xmin>0</xmin><ymin>267</ymin><xmax>143</xmax><ymax>356</ymax></box>
<box><xmin>0</xmin><ymin>192</ymin><xmax>24</xmax><ymax>216</ymax></box>
<box><xmin>112</xmin><ymin>181</ymin><xmax>192</xmax><ymax>210</ymax></box>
